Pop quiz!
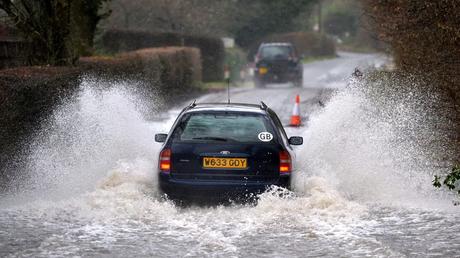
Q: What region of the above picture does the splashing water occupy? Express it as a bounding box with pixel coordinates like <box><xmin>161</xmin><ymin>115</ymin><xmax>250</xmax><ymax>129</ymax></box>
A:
<box><xmin>1</xmin><ymin>76</ymin><xmax>460</xmax><ymax>257</ymax></box>
<box><xmin>294</xmin><ymin>75</ymin><xmax>455</xmax><ymax>208</ymax></box>
<box><xmin>2</xmin><ymin>78</ymin><xmax>170</xmax><ymax>204</ymax></box>
<box><xmin>5</xmin><ymin>75</ymin><xmax>451</xmax><ymax>207</ymax></box>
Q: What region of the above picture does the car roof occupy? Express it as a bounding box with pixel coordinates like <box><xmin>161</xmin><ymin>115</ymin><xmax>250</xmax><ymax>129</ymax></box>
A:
<box><xmin>260</xmin><ymin>42</ymin><xmax>293</xmax><ymax>47</ymax></box>
<box><xmin>183</xmin><ymin>102</ymin><xmax>269</xmax><ymax>115</ymax></box>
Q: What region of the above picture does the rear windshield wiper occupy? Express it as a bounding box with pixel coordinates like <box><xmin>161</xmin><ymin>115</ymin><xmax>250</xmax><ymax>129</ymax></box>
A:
<box><xmin>192</xmin><ymin>136</ymin><xmax>228</xmax><ymax>142</ymax></box>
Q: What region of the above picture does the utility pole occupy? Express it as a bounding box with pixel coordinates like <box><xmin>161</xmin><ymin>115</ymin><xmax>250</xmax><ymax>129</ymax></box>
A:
<box><xmin>318</xmin><ymin>1</ymin><xmax>323</xmax><ymax>34</ymax></box>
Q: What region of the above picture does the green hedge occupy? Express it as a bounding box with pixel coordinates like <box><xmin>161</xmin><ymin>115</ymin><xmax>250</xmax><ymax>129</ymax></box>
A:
<box><xmin>0</xmin><ymin>66</ymin><xmax>81</xmax><ymax>139</ymax></box>
<box><xmin>99</xmin><ymin>29</ymin><xmax>224</xmax><ymax>82</ymax></box>
<box><xmin>248</xmin><ymin>32</ymin><xmax>336</xmax><ymax>60</ymax></box>
<box><xmin>80</xmin><ymin>47</ymin><xmax>201</xmax><ymax>98</ymax></box>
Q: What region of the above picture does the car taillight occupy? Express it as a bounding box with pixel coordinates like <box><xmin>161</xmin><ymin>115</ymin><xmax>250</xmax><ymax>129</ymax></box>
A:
<box><xmin>159</xmin><ymin>149</ymin><xmax>171</xmax><ymax>172</ymax></box>
<box><xmin>279</xmin><ymin>151</ymin><xmax>291</xmax><ymax>174</ymax></box>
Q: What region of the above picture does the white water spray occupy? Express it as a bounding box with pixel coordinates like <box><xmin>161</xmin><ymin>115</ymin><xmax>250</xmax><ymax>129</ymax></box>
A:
<box><xmin>3</xmin><ymin>78</ymin><xmax>169</xmax><ymax>204</ymax></box>
<box><xmin>293</xmin><ymin>76</ymin><xmax>454</xmax><ymax>208</ymax></box>
<box><xmin>1</xmin><ymin>71</ymin><xmax>459</xmax><ymax>257</ymax></box>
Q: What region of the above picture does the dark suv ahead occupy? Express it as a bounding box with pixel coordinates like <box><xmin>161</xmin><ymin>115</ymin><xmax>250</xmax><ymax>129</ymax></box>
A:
<box><xmin>254</xmin><ymin>43</ymin><xmax>303</xmax><ymax>88</ymax></box>
<box><xmin>154</xmin><ymin>102</ymin><xmax>303</xmax><ymax>202</ymax></box>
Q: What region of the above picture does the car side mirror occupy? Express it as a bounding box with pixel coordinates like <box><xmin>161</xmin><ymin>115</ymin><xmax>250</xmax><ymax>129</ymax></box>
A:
<box><xmin>155</xmin><ymin>133</ymin><xmax>168</xmax><ymax>143</ymax></box>
<box><xmin>288</xmin><ymin>136</ymin><xmax>303</xmax><ymax>145</ymax></box>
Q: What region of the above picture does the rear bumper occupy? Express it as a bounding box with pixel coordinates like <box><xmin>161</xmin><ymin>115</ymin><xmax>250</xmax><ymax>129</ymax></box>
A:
<box><xmin>255</xmin><ymin>69</ymin><xmax>302</xmax><ymax>83</ymax></box>
<box><xmin>159</xmin><ymin>172</ymin><xmax>290</xmax><ymax>201</ymax></box>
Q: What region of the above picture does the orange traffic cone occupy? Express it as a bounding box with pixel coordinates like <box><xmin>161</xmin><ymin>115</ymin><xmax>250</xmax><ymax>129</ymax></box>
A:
<box><xmin>290</xmin><ymin>95</ymin><xmax>301</xmax><ymax>126</ymax></box>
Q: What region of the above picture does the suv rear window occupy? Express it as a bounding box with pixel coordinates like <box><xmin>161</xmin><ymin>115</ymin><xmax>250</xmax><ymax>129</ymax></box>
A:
<box><xmin>259</xmin><ymin>45</ymin><xmax>292</xmax><ymax>59</ymax></box>
<box><xmin>172</xmin><ymin>112</ymin><xmax>276</xmax><ymax>143</ymax></box>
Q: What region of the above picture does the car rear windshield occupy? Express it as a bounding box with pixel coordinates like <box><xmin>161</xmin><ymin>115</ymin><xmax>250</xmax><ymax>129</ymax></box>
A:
<box><xmin>260</xmin><ymin>45</ymin><xmax>292</xmax><ymax>59</ymax></box>
<box><xmin>171</xmin><ymin>112</ymin><xmax>277</xmax><ymax>143</ymax></box>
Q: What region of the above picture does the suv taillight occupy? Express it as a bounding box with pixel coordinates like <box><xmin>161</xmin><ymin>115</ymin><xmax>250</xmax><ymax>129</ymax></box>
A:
<box><xmin>279</xmin><ymin>151</ymin><xmax>291</xmax><ymax>174</ymax></box>
<box><xmin>159</xmin><ymin>149</ymin><xmax>171</xmax><ymax>172</ymax></box>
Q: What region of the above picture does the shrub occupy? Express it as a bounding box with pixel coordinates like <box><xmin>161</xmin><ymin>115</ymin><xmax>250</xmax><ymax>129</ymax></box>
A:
<box><xmin>99</xmin><ymin>29</ymin><xmax>224</xmax><ymax>82</ymax></box>
<box><xmin>323</xmin><ymin>9</ymin><xmax>358</xmax><ymax>38</ymax></box>
<box><xmin>80</xmin><ymin>47</ymin><xmax>202</xmax><ymax>98</ymax></box>
<box><xmin>433</xmin><ymin>165</ymin><xmax>460</xmax><ymax>193</ymax></box>
<box><xmin>0</xmin><ymin>66</ymin><xmax>81</xmax><ymax>138</ymax></box>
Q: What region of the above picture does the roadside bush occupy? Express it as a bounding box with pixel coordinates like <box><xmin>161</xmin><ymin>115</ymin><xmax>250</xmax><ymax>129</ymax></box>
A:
<box><xmin>99</xmin><ymin>29</ymin><xmax>224</xmax><ymax>82</ymax></box>
<box><xmin>433</xmin><ymin>165</ymin><xmax>460</xmax><ymax>197</ymax></box>
<box><xmin>323</xmin><ymin>9</ymin><xmax>358</xmax><ymax>38</ymax></box>
<box><xmin>0</xmin><ymin>66</ymin><xmax>81</xmax><ymax>138</ymax></box>
<box><xmin>247</xmin><ymin>32</ymin><xmax>336</xmax><ymax>60</ymax></box>
<box><xmin>80</xmin><ymin>47</ymin><xmax>201</xmax><ymax>98</ymax></box>
<box><xmin>310</xmin><ymin>34</ymin><xmax>337</xmax><ymax>57</ymax></box>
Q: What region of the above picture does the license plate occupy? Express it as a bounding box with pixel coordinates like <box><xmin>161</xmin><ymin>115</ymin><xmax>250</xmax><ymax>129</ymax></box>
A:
<box><xmin>203</xmin><ymin>157</ymin><xmax>247</xmax><ymax>169</ymax></box>
<box><xmin>259</xmin><ymin>67</ymin><xmax>268</xmax><ymax>75</ymax></box>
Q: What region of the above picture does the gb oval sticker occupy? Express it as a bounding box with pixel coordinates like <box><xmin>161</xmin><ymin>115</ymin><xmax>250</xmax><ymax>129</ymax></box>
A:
<box><xmin>258</xmin><ymin>132</ymin><xmax>273</xmax><ymax>142</ymax></box>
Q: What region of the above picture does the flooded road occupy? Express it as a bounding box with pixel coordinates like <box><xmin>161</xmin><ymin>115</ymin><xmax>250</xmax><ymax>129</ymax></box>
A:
<box><xmin>1</xmin><ymin>52</ymin><xmax>459</xmax><ymax>257</ymax></box>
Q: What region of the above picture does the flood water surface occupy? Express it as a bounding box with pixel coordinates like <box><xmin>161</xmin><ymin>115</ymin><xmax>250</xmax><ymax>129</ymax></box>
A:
<box><xmin>2</xmin><ymin>175</ymin><xmax>459</xmax><ymax>257</ymax></box>
<box><xmin>1</xmin><ymin>77</ymin><xmax>459</xmax><ymax>257</ymax></box>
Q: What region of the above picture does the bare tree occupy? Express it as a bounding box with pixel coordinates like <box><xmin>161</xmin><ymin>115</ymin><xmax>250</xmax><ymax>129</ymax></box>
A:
<box><xmin>0</xmin><ymin>0</ymin><xmax>110</xmax><ymax>65</ymax></box>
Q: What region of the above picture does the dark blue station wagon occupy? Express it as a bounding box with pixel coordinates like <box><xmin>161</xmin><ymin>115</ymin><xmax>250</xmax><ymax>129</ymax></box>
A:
<box><xmin>154</xmin><ymin>102</ymin><xmax>303</xmax><ymax>201</ymax></box>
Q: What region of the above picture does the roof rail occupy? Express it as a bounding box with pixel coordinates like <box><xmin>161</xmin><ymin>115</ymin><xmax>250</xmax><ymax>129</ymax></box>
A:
<box><xmin>260</xmin><ymin>101</ymin><xmax>268</xmax><ymax>110</ymax></box>
<box><xmin>180</xmin><ymin>100</ymin><xmax>196</xmax><ymax>113</ymax></box>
